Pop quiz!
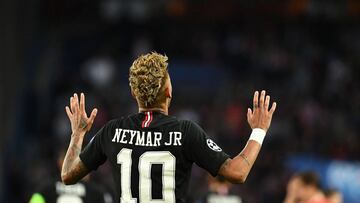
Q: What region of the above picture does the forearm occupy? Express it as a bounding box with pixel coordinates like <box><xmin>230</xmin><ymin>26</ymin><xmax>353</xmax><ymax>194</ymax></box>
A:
<box><xmin>220</xmin><ymin>140</ymin><xmax>262</xmax><ymax>183</ymax></box>
<box><xmin>61</xmin><ymin>131</ymin><xmax>89</xmax><ymax>184</ymax></box>
<box><xmin>235</xmin><ymin>140</ymin><xmax>261</xmax><ymax>176</ymax></box>
<box><xmin>219</xmin><ymin>90</ymin><xmax>276</xmax><ymax>183</ymax></box>
<box><xmin>219</xmin><ymin>129</ymin><xmax>265</xmax><ymax>183</ymax></box>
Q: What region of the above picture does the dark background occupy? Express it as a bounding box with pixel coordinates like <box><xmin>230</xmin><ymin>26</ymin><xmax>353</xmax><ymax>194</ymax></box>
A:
<box><xmin>1</xmin><ymin>0</ymin><xmax>360</xmax><ymax>202</ymax></box>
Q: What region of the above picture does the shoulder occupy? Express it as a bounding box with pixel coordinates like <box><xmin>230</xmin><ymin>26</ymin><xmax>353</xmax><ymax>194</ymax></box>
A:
<box><xmin>177</xmin><ymin>120</ymin><xmax>206</xmax><ymax>141</ymax></box>
<box><xmin>89</xmin><ymin>118</ymin><xmax>123</xmax><ymax>142</ymax></box>
<box><xmin>179</xmin><ymin>119</ymin><xmax>203</xmax><ymax>131</ymax></box>
<box><xmin>105</xmin><ymin>117</ymin><xmax>124</xmax><ymax>127</ymax></box>
<box><xmin>178</xmin><ymin>119</ymin><xmax>195</xmax><ymax>126</ymax></box>
<box><xmin>100</xmin><ymin>117</ymin><xmax>126</xmax><ymax>132</ymax></box>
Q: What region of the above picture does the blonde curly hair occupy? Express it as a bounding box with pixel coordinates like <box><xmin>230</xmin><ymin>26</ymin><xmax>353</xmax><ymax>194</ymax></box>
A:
<box><xmin>129</xmin><ymin>52</ymin><xmax>169</xmax><ymax>108</ymax></box>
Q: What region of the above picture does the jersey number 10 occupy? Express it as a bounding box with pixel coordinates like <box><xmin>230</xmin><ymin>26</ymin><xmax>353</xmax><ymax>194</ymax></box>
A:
<box><xmin>117</xmin><ymin>148</ymin><xmax>176</xmax><ymax>203</ymax></box>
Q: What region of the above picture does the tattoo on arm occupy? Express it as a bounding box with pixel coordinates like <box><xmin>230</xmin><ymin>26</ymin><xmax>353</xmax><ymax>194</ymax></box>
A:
<box><xmin>219</xmin><ymin>158</ymin><xmax>231</xmax><ymax>175</ymax></box>
<box><xmin>218</xmin><ymin>140</ymin><xmax>262</xmax><ymax>183</ymax></box>
<box><xmin>239</xmin><ymin>153</ymin><xmax>250</xmax><ymax>167</ymax></box>
<box><xmin>62</xmin><ymin>134</ymin><xmax>89</xmax><ymax>184</ymax></box>
<box><xmin>63</xmin><ymin>158</ymin><xmax>88</xmax><ymax>183</ymax></box>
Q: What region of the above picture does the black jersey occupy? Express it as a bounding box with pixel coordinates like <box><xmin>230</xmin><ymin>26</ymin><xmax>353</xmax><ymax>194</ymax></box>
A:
<box><xmin>80</xmin><ymin>111</ymin><xmax>230</xmax><ymax>203</ymax></box>
<box><xmin>29</xmin><ymin>180</ymin><xmax>112</xmax><ymax>203</ymax></box>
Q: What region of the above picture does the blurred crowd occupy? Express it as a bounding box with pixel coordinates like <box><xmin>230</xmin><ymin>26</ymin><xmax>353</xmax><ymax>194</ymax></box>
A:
<box><xmin>3</xmin><ymin>0</ymin><xmax>360</xmax><ymax>203</ymax></box>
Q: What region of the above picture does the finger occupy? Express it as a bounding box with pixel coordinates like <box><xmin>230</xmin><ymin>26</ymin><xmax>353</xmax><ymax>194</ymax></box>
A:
<box><xmin>269</xmin><ymin>102</ymin><xmax>277</xmax><ymax>114</ymax></box>
<box><xmin>73</xmin><ymin>93</ymin><xmax>79</xmax><ymax>113</ymax></box>
<box><xmin>65</xmin><ymin>106</ymin><xmax>72</xmax><ymax>119</ymax></box>
<box><xmin>253</xmin><ymin>91</ymin><xmax>259</xmax><ymax>110</ymax></box>
<box><xmin>265</xmin><ymin>95</ymin><xmax>270</xmax><ymax>111</ymax></box>
<box><xmin>88</xmin><ymin>108</ymin><xmax>98</xmax><ymax>125</ymax></box>
<box><xmin>80</xmin><ymin>93</ymin><xmax>85</xmax><ymax>113</ymax></box>
<box><xmin>70</xmin><ymin>97</ymin><xmax>75</xmax><ymax>113</ymax></box>
<box><xmin>71</xmin><ymin>97</ymin><xmax>79</xmax><ymax>120</ymax></box>
<box><xmin>247</xmin><ymin>108</ymin><xmax>252</xmax><ymax>120</ymax></box>
<box><xmin>259</xmin><ymin>90</ymin><xmax>265</xmax><ymax>108</ymax></box>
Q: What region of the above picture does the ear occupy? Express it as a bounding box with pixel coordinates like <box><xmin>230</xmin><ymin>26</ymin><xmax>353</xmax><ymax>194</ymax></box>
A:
<box><xmin>131</xmin><ymin>90</ymin><xmax>136</xmax><ymax>99</ymax></box>
<box><xmin>165</xmin><ymin>87</ymin><xmax>172</xmax><ymax>99</ymax></box>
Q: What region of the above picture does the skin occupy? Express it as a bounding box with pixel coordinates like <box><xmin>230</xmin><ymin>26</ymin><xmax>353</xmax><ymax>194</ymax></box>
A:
<box><xmin>284</xmin><ymin>177</ymin><xmax>302</xmax><ymax>203</ymax></box>
<box><xmin>327</xmin><ymin>193</ymin><xmax>343</xmax><ymax>203</ymax></box>
<box><xmin>284</xmin><ymin>176</ymin><xmax>329</xmax><ymax>203</ymax></box>
<box><xmin>61</xmin><ymin>73</ymin><xmax>277</xmax><ymax>185</ymax></box>
<box><xmin>217</xmin><ymin>90</ymin><xmax>276</xmax><ymax>183</ymax></box>
<box><xmin>61</xmin><ymin>93</ymin><xmax>97</xmax><ymax>184</ymax></box>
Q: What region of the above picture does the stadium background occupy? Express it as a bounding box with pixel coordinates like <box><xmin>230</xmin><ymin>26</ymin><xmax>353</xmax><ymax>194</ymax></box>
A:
<box><xmin>1</xmin><ymin>0</ymin><xmax>360</xmax><ymax>202</ymax></box>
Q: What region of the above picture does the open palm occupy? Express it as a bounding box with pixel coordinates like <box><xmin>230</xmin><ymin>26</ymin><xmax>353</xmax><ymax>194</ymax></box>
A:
<box><xmin>65</xmin><ymin>93</ymin><xmax>98</xmax><ymax>134</ymax></box>
<box><xmin>247</xmin><ymin>90</ymin><xmax>276</xmax><ymax>132</ymax></box>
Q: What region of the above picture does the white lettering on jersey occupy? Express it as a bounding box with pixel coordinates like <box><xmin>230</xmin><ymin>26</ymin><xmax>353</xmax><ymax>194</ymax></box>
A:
<box><xmin>120</xmin><ymin>129</ymin><xmax>129</xmax><ymax>144</ymax></box>
<box><xmin>173</xmin><ymin>132</ymin><xmax>182</xmax><ymax>146</ymax></box>
<box><xmin>136</xmin><ymin>132</ymin><xmax>145</xmax><ymax>145</ymax></box>
<box><xmin>146</xmin><ymin>131</ymin><xmax>153</xmax><ymax>146</ymax></box>
<box><xmin>112</xmin><ymin>128</ymin><xmax>122</xmax><ymax>143</ymax></box>
<box><xmin>111</xmin><ymin>128</ymin><xmax>181</xmax><ymax>147</ymax></box>
<box><xmin>154</xmin><ymin>132</ymin><xmax>162</xmax><ymax>147</ymax></box>
<box><xmin>165</xmin><ymin>132</ymin><xmax>182</xmax><ymax>146</ymax></box>
<box><xmin>164</xmin><ymin>132</ymin><xmax>172</xmax><ymax>146</ymax></box>
<box><xmin>129</xmin><ymin>130</ymin><xmax>137</xmax><ymax>144</ymax></box>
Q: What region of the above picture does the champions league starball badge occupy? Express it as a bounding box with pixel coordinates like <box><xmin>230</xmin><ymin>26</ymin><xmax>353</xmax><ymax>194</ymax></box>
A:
<box><xmin>206</xmin><ymin>138</ymin><xmax>222</xmax><ymax>152</ymax></box>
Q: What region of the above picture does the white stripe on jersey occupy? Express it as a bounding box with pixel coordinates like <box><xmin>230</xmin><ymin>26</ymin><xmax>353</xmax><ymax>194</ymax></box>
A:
<box><xmin>144</xmin><ymin>111</ymin><xmax>151</xmax><ymax>127</ymax></box>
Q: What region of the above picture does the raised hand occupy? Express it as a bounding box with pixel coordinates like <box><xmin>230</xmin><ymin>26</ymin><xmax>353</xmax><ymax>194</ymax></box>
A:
<box><xmin>247</xmin><ymin>90</ymin><xmax>276</xmax><ymax>132</ymax></box>
<box><xmin>65</xmin><ymin>93</ymin><xmax>98</xmax><ymax>135</ymax></box>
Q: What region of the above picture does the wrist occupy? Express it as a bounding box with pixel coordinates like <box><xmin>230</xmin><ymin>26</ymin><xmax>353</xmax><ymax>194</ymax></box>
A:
<box><xmin>70</xmin><ymin>132</ymin><xmax>85</xmax><ymax>149</ymax></box>
<box><xmin>249</xmin><ymin>128</ymin><xmax>266</xmax><ymax>145</ymax></box>
<box><xmin>71</xmin><ymin>131</ymin><xmax>86</xmax><ymax>139</ymax></box>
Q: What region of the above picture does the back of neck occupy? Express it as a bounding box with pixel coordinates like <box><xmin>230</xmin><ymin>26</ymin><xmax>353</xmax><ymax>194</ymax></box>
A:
<box><xmin>139</xmin><ymin>106</ymin><xmax>168</xmax><ymax>115</ymax></box>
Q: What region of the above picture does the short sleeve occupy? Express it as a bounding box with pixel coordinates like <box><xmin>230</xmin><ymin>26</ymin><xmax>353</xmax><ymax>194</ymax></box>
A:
<box><xmin>79</xmin><ymin>125</ymin><xmax>108</xmax><ymax>171</ymax></box>
<box><xmin>183</xmin><ymin>121</ymin><xmax>230</xmax><ymax>176</ymax></box>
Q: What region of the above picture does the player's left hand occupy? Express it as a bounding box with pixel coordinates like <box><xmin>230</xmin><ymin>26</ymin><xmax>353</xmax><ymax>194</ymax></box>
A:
<box><xmin>65</xmin><ymin>93</ymin><xmax>98</xmax><ymax>135</ymax></box>
<box><xmin>247</xmin><ymin>90</ymin><xmax>276</xmax><ymax>132</ymax></box>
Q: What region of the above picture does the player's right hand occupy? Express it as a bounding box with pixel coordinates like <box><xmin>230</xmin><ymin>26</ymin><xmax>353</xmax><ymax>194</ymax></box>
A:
<box><xmin>247</xmin><ymin>90</ymin><xmax>276</xmax><ymax>132</ymax></box>
<box><xmin>65</xmin><ymin>93</ymin><xmax>98</xmax><ymax>135</ymax></box>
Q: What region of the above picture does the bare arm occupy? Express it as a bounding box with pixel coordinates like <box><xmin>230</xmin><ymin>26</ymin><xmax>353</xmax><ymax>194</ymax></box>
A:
<box><xmin>61</xmin><ymin>131</ymin><xmax>89</xmax><ymax>184</ymax></box>
<box><xmin>61</xmin><ymin>93</ymin><xmax>98</xmax><ymax>185</ymax></box>
<box><xmin>218</xmin><ymin>140</ymin><xmax>261</xmax><ymax>183</ymax></box>
<box><xmin>218</xmin><ymin>90</ymin><xmax>276</xmax><ymax>183</ymax></box>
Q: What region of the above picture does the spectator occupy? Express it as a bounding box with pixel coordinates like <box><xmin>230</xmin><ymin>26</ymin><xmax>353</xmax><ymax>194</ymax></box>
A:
<box><xmin>284</xmin><ymin>171</ymin><xmax>329</xmax><ymax>203</ymax></box>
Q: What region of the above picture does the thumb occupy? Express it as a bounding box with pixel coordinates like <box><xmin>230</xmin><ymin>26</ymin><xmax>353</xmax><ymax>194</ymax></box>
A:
<box><xmin>86</xmin><ymin>108</ymin><xmax>98</xmax><ymax>131</ymax></box>
<box><xmin>88</xmin><ymin>108</ymin><xmax>98</xmax><ymax>125</ymax></box>
<box><xmin>247</xmin><ymin>108</ymin><xmax>252</xmax><ymax>120</ymax></box>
